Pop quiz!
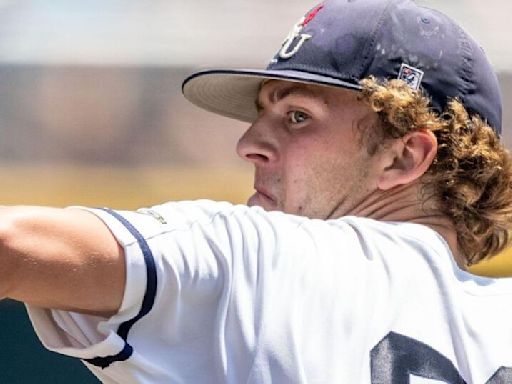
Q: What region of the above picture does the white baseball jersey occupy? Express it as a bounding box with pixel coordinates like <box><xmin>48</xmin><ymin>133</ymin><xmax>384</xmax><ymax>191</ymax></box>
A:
<box><xmin>27</xmin><ymin>200</ymin><xmax>512</xmax><ymax>383</ymax></box>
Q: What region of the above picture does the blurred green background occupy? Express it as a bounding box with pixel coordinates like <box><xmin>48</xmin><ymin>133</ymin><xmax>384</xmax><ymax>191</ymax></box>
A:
<box><xmin>0</xmin><ymin>0</ymin><xmax>510</xmax><ymax>382</ymax></box>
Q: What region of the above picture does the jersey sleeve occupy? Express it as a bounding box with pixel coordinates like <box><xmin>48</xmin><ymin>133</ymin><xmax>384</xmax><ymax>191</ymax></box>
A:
<box><xmin>25</xmin><ymin>200</ymin><xmax>287</xmax><ymax>381</ymax></box>
<box><xmin>26</xmin><ymin>206</ymin><xmax>162</xmax><ymax>364</ymax></box>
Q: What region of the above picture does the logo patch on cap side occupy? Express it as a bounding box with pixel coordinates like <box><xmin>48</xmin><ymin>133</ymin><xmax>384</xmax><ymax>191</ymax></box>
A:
<box><xmin>398</xmin><ymin>63</ymin><xmax>424</xmax><ymax>90</ymax></box>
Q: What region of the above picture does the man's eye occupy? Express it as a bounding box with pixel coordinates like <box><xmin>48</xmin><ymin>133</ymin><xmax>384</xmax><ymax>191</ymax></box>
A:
<box><xmin>288</xmin><ymin>110</ymin><xmax>310</xmax><ymax>124</ymax></box>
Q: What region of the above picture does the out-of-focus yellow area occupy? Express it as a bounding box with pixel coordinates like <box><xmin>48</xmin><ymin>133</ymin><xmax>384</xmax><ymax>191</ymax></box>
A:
<box><xmin>469</xmin><ymin>249</ymin><xmax>512</xmax><ymax>277</ymax></box>
<box><xmin>0</xmin><ymin>164</ymin><xmax>253</xmax><ymax>208</ymax></box>
<box><xmin>0</xmin><ymin>164</ymin><xmax>510</xmax><ymax>278</ymax></box>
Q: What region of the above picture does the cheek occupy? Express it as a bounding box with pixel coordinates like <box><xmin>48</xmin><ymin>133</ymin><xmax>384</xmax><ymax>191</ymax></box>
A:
<box><xmin>312</xmin><ymin>143</ymin><xmax>371</xmax><ymax>191</ymax></box>
<box><xmin>287</xmin><ymin>149</ymin><xmax>340</xmax><ymax>196</ymax></box>
<box><xmin>283</xmin><ymin>130</ymin><xmax>367</xmax><ymax>185</ymax></box>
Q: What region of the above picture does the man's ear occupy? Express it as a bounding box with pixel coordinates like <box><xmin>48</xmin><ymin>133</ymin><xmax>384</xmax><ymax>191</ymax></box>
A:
<box><xmin>377</xmin><ymin>130</ymin><xmax>437</xmax><ymax>190</ymax></box>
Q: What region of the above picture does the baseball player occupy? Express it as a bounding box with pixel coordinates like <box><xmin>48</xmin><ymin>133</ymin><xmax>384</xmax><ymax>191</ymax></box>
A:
<box><xmin>1</xmin><ymin>0</ymin><xmax>512</xmax><ymax>382</ymax></box>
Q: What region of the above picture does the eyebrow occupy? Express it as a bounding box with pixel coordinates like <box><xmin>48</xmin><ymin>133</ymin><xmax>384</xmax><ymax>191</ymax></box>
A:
<box><xmin>255</xmin><ymin>83</ymin><xmax>329</xmax><ymax>112</ymax></box>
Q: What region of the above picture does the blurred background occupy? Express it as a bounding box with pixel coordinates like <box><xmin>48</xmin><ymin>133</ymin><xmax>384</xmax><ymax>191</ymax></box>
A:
<box><xmin>0</xmin><ymin>0</ymin><xmax>510</xmax><ymax>382</ymax></box>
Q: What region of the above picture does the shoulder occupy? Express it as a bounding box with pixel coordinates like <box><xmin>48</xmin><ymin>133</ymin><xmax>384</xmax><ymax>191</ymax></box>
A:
<box><xmin>330</xmin><ymin>216</ymin><xmax>455</xmax><ymax>270</ymax></box>
<box><xmin>336</xmin><ymin>216</ymin><xmax>447</xmax><ymax>248</ymax></box>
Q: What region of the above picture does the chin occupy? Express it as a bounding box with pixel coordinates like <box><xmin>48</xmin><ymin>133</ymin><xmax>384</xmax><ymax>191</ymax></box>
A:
<box><xmin>247</xmin><ymin>192</ymin><xmax>277</xmax><ymax>211</ymax></box>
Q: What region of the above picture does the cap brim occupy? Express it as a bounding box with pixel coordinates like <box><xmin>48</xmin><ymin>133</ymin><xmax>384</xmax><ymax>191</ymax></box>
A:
<box><xmin>182</xmin><ymin>69</ymin><xmax>363</xmax><ymax>123</ymax></box>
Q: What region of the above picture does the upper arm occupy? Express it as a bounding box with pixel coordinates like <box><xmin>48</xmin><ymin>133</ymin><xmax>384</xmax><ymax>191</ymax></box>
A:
<box><xmin>0</xmin><ymin>206</ymin><xmax>125</xmax><ymax>316</ymax></box>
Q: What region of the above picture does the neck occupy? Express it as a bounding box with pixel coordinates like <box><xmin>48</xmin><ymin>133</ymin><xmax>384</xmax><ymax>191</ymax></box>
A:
<box><xmin>340</xmin><ymin>182</ymin><xmax>467</xmax><ymax>269</ymax></box>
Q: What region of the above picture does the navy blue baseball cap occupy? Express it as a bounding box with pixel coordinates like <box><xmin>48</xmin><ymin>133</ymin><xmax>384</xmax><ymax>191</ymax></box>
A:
<box><xmin>182</xmin><ymin>0</ymin><xmax>502</xmax><ymax>134</ymax></box>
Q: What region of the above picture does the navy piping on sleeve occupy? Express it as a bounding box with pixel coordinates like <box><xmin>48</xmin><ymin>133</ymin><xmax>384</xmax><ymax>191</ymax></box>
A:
<box><xmin>84</xmin><ymin>208</ymin><xmax>158</xmax><ymax>369</ymax></box>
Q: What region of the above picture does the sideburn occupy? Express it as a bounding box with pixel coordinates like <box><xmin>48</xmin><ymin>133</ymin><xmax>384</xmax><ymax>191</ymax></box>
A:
<box><xmin>353</xmin><ymin>112</ymin><xmax>386</xmax><ymax>156</ymax></box>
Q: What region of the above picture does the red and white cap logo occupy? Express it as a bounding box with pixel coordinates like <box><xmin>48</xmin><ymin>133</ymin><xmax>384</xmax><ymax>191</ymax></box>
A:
<box><xmin>276</xmin><ymin>3</ymin><xmax>325</xmax><ymax>60</ymax></box>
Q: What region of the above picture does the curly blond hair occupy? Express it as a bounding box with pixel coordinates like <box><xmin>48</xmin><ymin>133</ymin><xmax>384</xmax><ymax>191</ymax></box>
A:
<box><xmin>359</xmin><ymin>77</ymin><xmax>512</xmax><ymax>265</ymax></box>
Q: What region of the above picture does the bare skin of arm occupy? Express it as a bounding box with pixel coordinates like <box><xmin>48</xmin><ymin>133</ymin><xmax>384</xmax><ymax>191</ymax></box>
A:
<box><xmin>0</xmin><ymin>206</ymin><xmax>125</xmax><ymax>317</ymax></box>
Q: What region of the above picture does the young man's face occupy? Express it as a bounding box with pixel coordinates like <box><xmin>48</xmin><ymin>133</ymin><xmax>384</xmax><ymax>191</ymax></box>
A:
<box><xmin>236</xmin><ymin>80</ymin><xmax>382</xmax><ymax>219</ymax></box>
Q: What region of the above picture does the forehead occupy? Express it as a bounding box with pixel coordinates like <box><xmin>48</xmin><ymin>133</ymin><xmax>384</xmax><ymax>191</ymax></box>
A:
<box><xmin>257</xmin><ymin>79</ymin><xmax>359</xmax><ymax>105</ymax></box>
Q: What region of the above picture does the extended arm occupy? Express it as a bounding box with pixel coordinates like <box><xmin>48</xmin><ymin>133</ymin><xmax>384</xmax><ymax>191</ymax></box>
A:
<box><xmin>0</xmin><ymin>206</ymin><xmax>125</xmax><ymax>317</ymax></box>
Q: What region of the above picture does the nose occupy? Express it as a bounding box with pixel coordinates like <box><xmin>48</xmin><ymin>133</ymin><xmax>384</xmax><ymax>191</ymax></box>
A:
<box><xmin>236</xmin><ymin>117</ymin><xmax>277</xmax><ymax>166</ymax></box>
